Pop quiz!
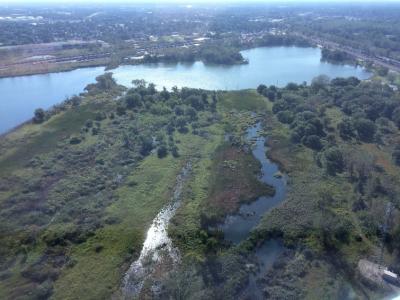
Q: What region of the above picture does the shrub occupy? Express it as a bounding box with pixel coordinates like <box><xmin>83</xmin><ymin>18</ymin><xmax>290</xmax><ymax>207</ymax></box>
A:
<box><xmin>393</xmin><ymin>149</ymin><xmax>400</xmax><ymax>166</ymax></box>
<box><xmin>354</xmin><ymin>118</ymin><xmax>376</xmax><ymax>142</ymax></box>
<box><xmin>324</xmin><ymin>147</ymin><xmax>345</xmax><ymax>175</ymax></box>
<box><xmin>277</xmin><ymin>110</ymin><xmax>294</xmax><ymax>124</ymax></box>
<box><xmin>125</xmin><ymin>92</ymin><xmax>142</xmax><ymax>108</ymax></box>
<box><xmin>157</xmin><ymin>145</ymin><xmax>168</xmax><ymax>158</ymax></box>
<box><xmin>33</xmin><ymin>108</ymin><xmax>46</xmax><ymax>124</ymax></box>
<box><xmin>69</xmin><ymin>137</ymin><xmax>82</xmax><ymax>145</ymax></box>
<box><xmin>257</xmin><ymin>84</ymin><xmax>267</xmax><ymax>94</ymax></box>
<box><xmin>302</xmin><ymin>135</ymin><xmax>323</xmax><ymax>151</ymax></box>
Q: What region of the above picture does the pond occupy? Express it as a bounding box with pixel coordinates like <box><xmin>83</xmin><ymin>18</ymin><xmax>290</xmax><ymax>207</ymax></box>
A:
<box><xmin>0</xmin><ymin>46</ymin><xmax>371</xmax><ymax>133</ymax></box>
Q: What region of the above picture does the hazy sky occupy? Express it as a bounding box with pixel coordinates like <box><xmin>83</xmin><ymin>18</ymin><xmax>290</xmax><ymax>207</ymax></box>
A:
<box><xmin>2</xmin><ymin>0</ymin><xmax>400</xmax><ymax>4</ymax></box>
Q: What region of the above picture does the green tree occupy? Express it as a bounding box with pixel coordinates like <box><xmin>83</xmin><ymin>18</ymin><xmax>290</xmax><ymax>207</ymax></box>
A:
<box><xmin>257</xmin><ymin>84</ymin><xmax>267</xmax><ymax>94</ymax></box>
<box><xmin>393</xmin><ymin>147</ymin><xmax>400</xmax><ymax>166</ymax></box>
<box><xmin>302</xmin><ymin>135</ymin><xmax>323</xmax><ymax>151</ymax></box>
<box><xmin>157</xmin><ymin>145</ymin><xmax>168</xmax><ymax>158</ymax></box>
<box><xmin>324</xmin><ymin>147</ymin><xmax>345</xmax><ymax>175</ymax></box>
<box><xmin>354</xmin><ymin>118</ymin><xmax>376</xmax><ymax>142</ymax></box>
<box><xmin>33</xmin><ymin>108</ymin><xmax>45</xmax><ymax>124</ymax></box>
<box><xmin>125</xmin><ymin>93</ymin><xmax>141</xmax><ymax>108</ymax></box>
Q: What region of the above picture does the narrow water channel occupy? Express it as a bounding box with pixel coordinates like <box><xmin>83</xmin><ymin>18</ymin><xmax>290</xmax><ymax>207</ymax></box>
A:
<box><xmin>220</xmin><ymin>122</ymin><xmax>287</xmax><ymax>244</ymax></box>
<box><xmin>121</xmin><ymin>162</ymin><xmax>191</xmax><ymax>298</ymax></box>
<box><xmin>220</xmin><ymin>121</ymin><xmax>288</xmax><ymax>299</ymax></box>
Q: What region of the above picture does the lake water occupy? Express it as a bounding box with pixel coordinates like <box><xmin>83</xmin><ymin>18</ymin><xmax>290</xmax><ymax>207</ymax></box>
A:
<box><xmin>0</xmin><ymin>66</ymin><xmax>105</xmax><ymax>134</ymax></box>
<box><xmin>0</xmin><ymin>46</ymin><xmax>371</xmax><ymax>134</ymax></box>
<box><xmin>112</xmin><ymin>47</ymin><xmax>371</xmax><ymax>89</ymax></box>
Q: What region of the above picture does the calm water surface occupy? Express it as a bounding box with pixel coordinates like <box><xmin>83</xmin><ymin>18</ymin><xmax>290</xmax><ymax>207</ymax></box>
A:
<box><xmin>0</xmin><ymin>47</ymin><xmax>371</xmax><ymax>133</ymax></box>
<box><xmin>0</xmin><ymin>67</ymin><xmax>105</xmax><ymax>134</ymax></box>
<box><xmin>112</xmin><ymin>47</ymin><xmax>371</xmax><ymax>89</ymax></box>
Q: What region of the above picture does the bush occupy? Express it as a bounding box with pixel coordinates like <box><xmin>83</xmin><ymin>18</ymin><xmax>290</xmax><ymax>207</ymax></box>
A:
<box><xmin>69</xmin><ymin>137</ymin><xmax>82</xmax><ymax>145</ymax></box>
<box><xmin>33</xmin><ymin>108</ymin><xmax>46</xmax><ymax>124</ymax></box>
<box><xmin>157</xmin><ymin>145</ymin><xmax>168</xmax><ymax>158</ymax></box>
<box><xmin>338</xmin><ymin>118</ymin><xmax>355</xmax><ymax>139</ymax></box>
<box><xmin>393</xmin><ymin>149</ymin><xmax>400</xmax><ymax>166</ymax></box>
<box><xmin>354</xmin><ymin>118</ymin><xmax>376</xmax><ymax>142</ymax></box>
<box><xmin>116</xmin><ymin>105</ymin><xmax>126</xmax><ymax>116</ymax></box>
<box><xmin>302</xmin><ymin>135</ymin><xmax>323</xmax><ymax>151</ymax></box>
<box><xmin>324</xmin><ymin>147</ymin><xmax>345</xmax><ymax>175</ymax></box>
<box><xmin>257</xmin><ymin>84</ymin><xmax>267</xmax><ymax>94</ymax></box>
<box><xmin>125</xmin><ymin>92</ymin><xmax>142</xmax><ymax>108</ymax></box>
<box><xmin>277</xmin><ymin>110</ymin><xmax>294</xmax><ymax>124</ymax></box>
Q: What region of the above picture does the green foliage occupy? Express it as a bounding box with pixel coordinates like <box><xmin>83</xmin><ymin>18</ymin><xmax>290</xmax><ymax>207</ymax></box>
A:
<box><xmin>125</xmin><ymin>92</ymin><xmax>142</xmax><ymax>108</ymax></box>
<box><xmin>157</xmin><ymin>145</ymin><xmax>168</xmax><ymax>158</ymax></box>
<box><xmin>324</xmin><ymin>147</ymin><xmax>345</xmax><ymax>175</ymax></box>
<box><xmin>33</xmin><ymin>108</ymin><xmax>46</xmax><ymax>124</ymax></box>
<box><xmin>393</xmin><ymin>146</ymin><xmax>400</xmax><ymax>166</ymax></box>
<box><xmin>277</xmin><ymin>110</ymin><xmax>294</xmax><ymax>124</ymax></box>
<box><xmin>321</xmin><ymin>48</ymin><xmax>355</xmax><ymax>65</ymax></box>
<box><xmin>354</xmin><ymin>118</ymin><xmax>376</xmax><ymax>142</ymax></box>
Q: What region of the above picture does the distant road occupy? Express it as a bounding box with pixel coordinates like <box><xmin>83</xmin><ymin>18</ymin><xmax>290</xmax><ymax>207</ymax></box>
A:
<box><xmin>294</xmin><ymin>32</ymin><xmax>400</xmax><ymax>73</ymax></box>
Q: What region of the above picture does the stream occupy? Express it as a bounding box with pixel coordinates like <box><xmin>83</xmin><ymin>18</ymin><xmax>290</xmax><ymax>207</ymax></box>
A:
<box><xmin>220</xmin><ymin>121</ymin><xmax>288</xmax><ymax>299</ymax></box>
<box><xmin>220</xmin><ymin>122</ymin><xmax>287</xmax><ymax>244</ymax></box>
<box><xmin>121</xmin><ymin>162</ymin><xmax>191</xmax><ymax>298</ymax></box>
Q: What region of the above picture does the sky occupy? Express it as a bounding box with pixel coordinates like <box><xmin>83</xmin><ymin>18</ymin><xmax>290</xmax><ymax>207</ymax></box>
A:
<box><xmin>1</xmin><ymin>0</ymin><xmax>400</xmax><ymax>4</ymax></box>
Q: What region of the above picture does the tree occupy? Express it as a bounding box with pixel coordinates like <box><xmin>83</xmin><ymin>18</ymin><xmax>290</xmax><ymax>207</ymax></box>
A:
<box><xmin>277</xmin><ymin>110</ymin><xmax>294</xmax><ymax>124</ymax></box>
<box><xmin>160</xmin><ymin>87</ymin><xmax>170</xmax><ymax>101</ymax></box>
<box><xmin>354</xmin><ymin>118</ymin><xmax>376</xmax><ymax>142</ymax></box>
<box><xmin>140</xmin><ymin>136</ymin><xmax>153</xmax><ymax>156</ymax></box>
<box><xmin>147</xmin><ymin>83</ymin><xmax>156</xmax><ymax>95</ymax></box>
<box><xmin>265</xmin><ymin>90</ymin><xmax>276</xmax><ymax>101</ymax></box>
<box><xmin>185</xmin><ymin>107</ymin><xmax>197</xmax><ymax>121</ymax></box>
<box><xmin>186</xmin><ymin>95</ymin><xmax>204</xmax><ymax>110</ymax></box>
<box><xmin>125</xmin><ymin>93</ymin><xmax>141</xmax><ymax>109</ymax></box>
<box><xmin>132</xmin><ymin>79</ymin><xmax>147</xmax><ymax>88</ymax></box>
<box><xmin>157</xmin><ymin>145</ymin><xmax>168</xmax><ymax>158</ymax></box>
<box><xmin>33</xmin><ymin>108</ymin><xmax>45</xmax><ymax>124</ymax></box>
<box><xmin>392</xmin><ymin>107</ymin><xmax>400</xmax><ymax>129</ymax></box>
<box><xmin>95</xmin><ymin>73</ymin><xmax>116</xmax><ymax>90</ymax></box>
<box><xmin>257</xmin><ymin>84</ymin><xmax>267</xmax><ymax>94</ymax></box>
<box><xmin>338</xmin><ymin>118</ymin><xmax>355</xmax><ymax>139</ymax></box>
<box><xmin>393</xmin><ymin>148</ymin><xmax>400</xmax><ymax>166</ymax></box>
<box><xmin>324</xmin><ymin>147</ymin><xmax>345</xmax><ymax>175</ymax></box>
<box><xmin>69</xmin><ymin>136</ymin><xmax>81</xmax><ymax>145</ymax></box>
<box><xmin>311</xmin><ymin>75</ymin><xmax>330</xmax><ymax>91</ymax></box>
<box><xmin>286</xmin><ymin>82</ymin><xmax>299</xmax><ymax>91</ymax></box>
<box><xmin>116</xmin><ymin>105</ymin><xmax>126</xmax><ymax>116</ymax></box>
<box><xmin>302</xmin><ymin>135</ymin><xmax>323</xmax><ymax>151</ymax></box>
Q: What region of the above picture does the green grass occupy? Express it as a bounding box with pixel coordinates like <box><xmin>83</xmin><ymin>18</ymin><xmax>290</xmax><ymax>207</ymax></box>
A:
<box><xmin>0</xmin><ymin>100</ymin><xmax>107</xmax><ymax>174</ymax></box>
<box><xmin>219</xmin><ymin>90</ymin><xmax>268</xmax><ymax>112</ymax></box>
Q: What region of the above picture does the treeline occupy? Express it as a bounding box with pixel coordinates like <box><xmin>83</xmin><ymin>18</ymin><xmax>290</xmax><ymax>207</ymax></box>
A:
<box><xmin>320</xmin><ymin>48</ymin><xmax>356</xmax><ymax>65</ymax></box>
<box><xmin>139</xmin><ymin>43</ymin><xmax>246</xmax><ymax>66</ymax></box>
<box><xmin>256</xmin><ymin>34</ymin><xmax>312</xmax><ymax>48</ymax></box>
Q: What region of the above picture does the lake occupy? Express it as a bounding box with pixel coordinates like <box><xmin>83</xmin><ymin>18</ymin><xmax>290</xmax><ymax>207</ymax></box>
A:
<box><xmin>0</xmin><ymin>46</ymin><xmax>371</xmax><ymax>134</ymax></box>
